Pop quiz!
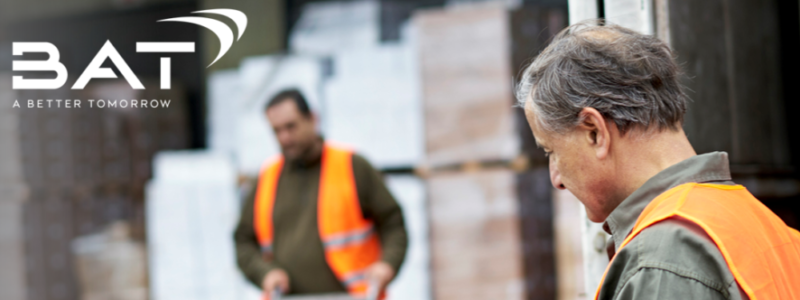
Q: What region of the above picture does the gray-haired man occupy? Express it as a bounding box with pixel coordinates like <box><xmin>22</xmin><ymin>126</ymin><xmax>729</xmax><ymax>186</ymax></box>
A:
<box><xmin>517</xmin><ymin>21</ymin><xmax>800</xmax><ymax>299</ymax></box>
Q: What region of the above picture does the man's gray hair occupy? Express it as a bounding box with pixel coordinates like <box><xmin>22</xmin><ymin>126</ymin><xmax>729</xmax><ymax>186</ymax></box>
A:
<box><xmin>516</xmin><ymin>20</ymin><xmax>688</xmax><ymax>134</ymax></box>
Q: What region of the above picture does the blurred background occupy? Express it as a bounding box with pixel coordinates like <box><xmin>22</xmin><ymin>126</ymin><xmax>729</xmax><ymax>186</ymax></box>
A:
<box><xmin>0</xmin><ymin>0</ymin><xmax>798</xmax><ymax>300</ymax></box>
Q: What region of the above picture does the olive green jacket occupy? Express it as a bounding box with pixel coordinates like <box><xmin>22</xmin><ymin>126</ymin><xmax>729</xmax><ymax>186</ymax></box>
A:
<box><xmin>598</xmin><ymin>152</ymin><xmax>749</xmax><ymax>300</ymax></box>
<box><xmin>234</xmin><ymin>151</ymin><xmax>408</xmax><ymax>295</ymax></box>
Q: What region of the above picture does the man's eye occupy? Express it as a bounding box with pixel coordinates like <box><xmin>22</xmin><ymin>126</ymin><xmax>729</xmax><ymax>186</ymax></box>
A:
<box><xmin>544</xmin><ymin>151</ymin><xmax>552</xmax><ymax>157</ymax></box>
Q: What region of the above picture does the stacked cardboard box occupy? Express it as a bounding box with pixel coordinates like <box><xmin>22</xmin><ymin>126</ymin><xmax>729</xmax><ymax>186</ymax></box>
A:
<box><xmin>414</xmin><ymin>4</ymin><xmax>519</xmax><ymax>168</ymax></box>
<box><xmin>426</xmin><ymin>170</ymin><xmax>525</xmax><ymax>300</ymax></box>
<box><xmin>413</xmin><ymin>5</ymin><xmax>526</xmax><ymax>300</ymax></box>
<box><xmin>71</xmin><ymin>222</ymin><xmax>148</xmax><ymax>300</ymax></box>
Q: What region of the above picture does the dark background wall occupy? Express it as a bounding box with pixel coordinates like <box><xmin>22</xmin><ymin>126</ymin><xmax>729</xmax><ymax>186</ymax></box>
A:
<box><xmin>669</xmin><ymin>0</ymin><xmax>800</xmax><ymax>228</ymax></box>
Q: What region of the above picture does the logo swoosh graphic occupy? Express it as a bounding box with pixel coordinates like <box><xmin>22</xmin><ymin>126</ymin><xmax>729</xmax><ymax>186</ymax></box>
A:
<box><xmin>194</xmin><ymin>9</ymin><xmax>248</xmax><ymax>40</ymax></box>
<box><xmin>159</xmin><ymin>9</ymin><xmax>248</xmax><ymax>67</ymax></box>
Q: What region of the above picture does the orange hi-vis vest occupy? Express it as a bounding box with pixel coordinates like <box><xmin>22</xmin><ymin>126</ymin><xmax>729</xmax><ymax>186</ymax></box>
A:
<box><xmin>595</xmin><ymin>183</ymin><xmax>800</xmax><ymax>300</ymax></box>
<box><xmin>253</xmin><ymin>143</ymin><xmax>382</xmax><ymax>297</ymax></box>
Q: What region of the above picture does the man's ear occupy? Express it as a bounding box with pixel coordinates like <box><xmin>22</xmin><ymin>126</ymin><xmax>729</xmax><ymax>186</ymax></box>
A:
<box><xmin>577</xmin><ymin>107</ymin><xmax>611</xmax><ymax>159</ymax></box>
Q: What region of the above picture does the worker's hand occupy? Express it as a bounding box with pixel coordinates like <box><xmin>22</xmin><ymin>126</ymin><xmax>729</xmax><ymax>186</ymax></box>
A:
<box><xmin>262</xmin><ymin>268</ymin><xmax>290</xmax><ymax>298</ymax></box>
<box><xmin>365</xmin><ymin>261</ymin><xmax>395</xmax><ymax>293</ymax></box>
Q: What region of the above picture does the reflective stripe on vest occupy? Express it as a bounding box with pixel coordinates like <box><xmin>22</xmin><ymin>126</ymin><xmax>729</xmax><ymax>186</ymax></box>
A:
<box><xmin>595</xmin><ymin>183</ymin><xmax>800</xmax><ymax>300</ymax></box>
<box><xmin>253</xmin><ymin>143</ymin><xmax>382</xmax><ymax>297</ymax></box>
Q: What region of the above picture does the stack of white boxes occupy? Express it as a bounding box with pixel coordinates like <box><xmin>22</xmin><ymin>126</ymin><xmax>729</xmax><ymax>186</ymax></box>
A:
<box><xmin>146</xmin><ymin>152</ymin><xmax>260</xmax><ymax>300</ymax></box>
<box><xmin>289</xmin><ymin>0</ymin><xmax>381</xmax><ymax>56</ymax></box>
<box><xmin>323</xmin><ymin>40</ymin><xmax>424</xmax><ymax>168</ymax></box>
<box><xmin>207</xmin><ymin>70</ymin><xmax>243</xmax><ymax>157</ymax></box>
<box><xmin>384</xmin><ymin>175</ymin><xmax>430</xmax><ymax>300</ymax></box>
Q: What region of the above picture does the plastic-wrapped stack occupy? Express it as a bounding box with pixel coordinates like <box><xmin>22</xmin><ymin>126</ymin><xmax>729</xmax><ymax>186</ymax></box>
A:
<box><xmin>206</xmin><ymin>0</ymin><xmax>425</xmax><ymax>172</ymax></box>
<box><xmin>207</xmin><ymin>70</ymin><xmax>243</xmax><ymax>157</ymax></box>
<box><xmin>323</xmin><ymin>39</ymin><xmax>424</xmax><ymax>169</ymax></box>
<box><xmin>289</xmin><ymin>0</ymin><xmax>381</xmax><ymax>56</ymax></box>
<box><xmin>145</xmin><ymin>151</ymin><xmax>260</xmax><ymax>300</ymax></box>
<box><xmin>294</xmin><ymin>0</ymin><xmax>425</xmax><ymax>170</ymax></box>
<box><xmin>384</xmin><ymin>175</ymin><xmax>430</xmax><ymax>300</ymax></box>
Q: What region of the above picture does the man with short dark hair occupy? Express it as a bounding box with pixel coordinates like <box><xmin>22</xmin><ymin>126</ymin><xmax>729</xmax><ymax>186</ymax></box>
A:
<box><xmin>518</xmin><ymin>21</ymin><xmax>800</xmax><ymax>300</ymax></box>
<box><xmin>234</xmin><ymin>89</ymin><xmax>408</xmax><ymax>299</ymax></box>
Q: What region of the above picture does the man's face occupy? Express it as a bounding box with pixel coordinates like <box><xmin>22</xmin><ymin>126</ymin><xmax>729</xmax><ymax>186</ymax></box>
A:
<box><xmin>524</xmin><ymin>100</ymin><xmax>616</xmax><ymax>222</ymax></box>
<box><xmin>265</xmin><ymin>99</ymin><xmax>318</xmax><ymax>161</ymax></box>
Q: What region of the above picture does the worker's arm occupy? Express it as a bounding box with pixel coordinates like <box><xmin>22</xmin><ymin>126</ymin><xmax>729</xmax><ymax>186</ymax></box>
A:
<box><xmin>351</xmin><ymin>154</ymin><xmax>409</xmax><ymax>276</ymax></box>
<box><xmin>234</xmin><ymin>181</ymin><xmax>282</xmax><ymax>288</ymax></box>
<box><xmin>600</xmin><ymin>221</ymin><xmax>746</xmax><ymax>300</ymax></box>
<box><xmin>613</xmin><ymin>268</ymin><xmax>734</xmax><ymax>300</ymax></box>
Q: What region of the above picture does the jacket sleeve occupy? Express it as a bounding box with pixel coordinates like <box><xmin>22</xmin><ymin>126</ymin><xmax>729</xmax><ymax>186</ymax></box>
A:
<box><xmin>234</xmin><ymin>179</ymin><xmax>281</xmax><ymax>289</ymax></box>
<box><xmin>351</xmin><ymin>154</ymin><xmax>409</xmax><ymax>274</ymax></box>
<box><xmin>605</xmin><ymin>220</ymin><xmax>747</xmax><ymax>300</ymax></box>
<box><xmin>613</xmin><ymin>268</ymin><xmax>735</xmax><ymax>300</ymax></box>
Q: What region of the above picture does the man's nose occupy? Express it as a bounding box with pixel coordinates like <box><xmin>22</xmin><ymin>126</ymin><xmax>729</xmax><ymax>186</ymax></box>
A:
<box><xmin>550</xmin><ymin>164</ymin><xmax>566</xmax><ymax>190</ymax></box>
<box><xmin>276</xmin><ymin>130</ymin><xmax>292</xmax><ymax>146</ymax></box>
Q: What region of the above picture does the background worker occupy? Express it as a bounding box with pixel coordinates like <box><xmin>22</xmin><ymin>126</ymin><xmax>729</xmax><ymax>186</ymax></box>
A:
<box><xmin>234</xmin><ymin>89</ymin><xmax>408</xmax><ymax>298</ymax></box>
<box><xmin>517</xmin><ymin>21</ymin><xmax>800</xmax><ymax>299</ymax></box>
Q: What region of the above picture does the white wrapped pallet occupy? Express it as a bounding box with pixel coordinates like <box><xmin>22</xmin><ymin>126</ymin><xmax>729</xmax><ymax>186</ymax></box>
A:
<box><xmin>568</xmin><ymin>0</ymin><xmax>654</xmax><ymax>34</ymax></box>
<box><xmin>289</xmin><ymin>0</ymin><xmax>381</xmax><ymax>55</ymax></box>
<box><xmin>324</xmin><ymin>42</ymin><xmax>424</xmax><ymax>169</ymax></box>
<box><xmin>384</xmin><ymin>175</ymin><xmax>430</xmax><ymax>300</ymax></box>
<box><xmin>604</xmin><ymin>0</ymin><xmax>654</xmax><ymax>35</ymax></box>
<box><xmin>146</xmin><ymin>151</ymin><xmax>260</xmax><ymax>300</ymax></box>
<box><xmin>207</xmin><ymin>70</ymin><xmax>243</xmax><ymax>156</ymax></box>
<box><xmin>567</xmin><ymin>0</ymin><xmax>598</xmax><ymax>25</ymax></box>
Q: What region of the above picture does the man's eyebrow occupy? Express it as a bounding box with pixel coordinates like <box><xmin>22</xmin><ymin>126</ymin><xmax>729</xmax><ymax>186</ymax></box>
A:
<box><xmin>534</xmin><ymin>139</ymin><xmax>544</xmax><ymax>149</ymax></box>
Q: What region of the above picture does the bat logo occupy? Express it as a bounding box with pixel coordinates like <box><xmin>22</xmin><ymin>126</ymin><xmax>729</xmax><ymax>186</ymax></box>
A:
<box><xmin>159</xmin><ymin>9</ymin><xmax>248</xmax><ymax>67</ymax></box>
<box><xmin>12</xmin><ymin>9</ymin><xmax>248</xmax><ymax>90</ymax></box>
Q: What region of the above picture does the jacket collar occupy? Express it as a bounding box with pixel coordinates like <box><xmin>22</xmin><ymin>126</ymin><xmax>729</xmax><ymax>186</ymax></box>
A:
<box><xmin>286</xmin><ymin>136</ymin><xmax>325</xmax><ymax>169</ymax></box>
<box><xmin>603</xmin><ymin>152</ymin><xmax>733</xmax><ymax>251</ymax></box>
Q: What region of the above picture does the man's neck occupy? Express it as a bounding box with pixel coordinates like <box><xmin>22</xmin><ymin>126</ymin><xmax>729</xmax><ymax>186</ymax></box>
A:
<box><xmin>614</xmin><ymin>128</ymin><xmax>697</xmax><ymax>202</ymax></box>
<box><xmin>291</xmin><ymin>137</ymin><xmax>324</xmax><ymax>167</ymax></box>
